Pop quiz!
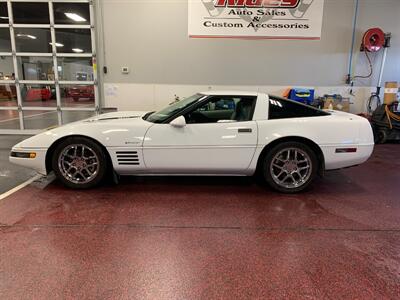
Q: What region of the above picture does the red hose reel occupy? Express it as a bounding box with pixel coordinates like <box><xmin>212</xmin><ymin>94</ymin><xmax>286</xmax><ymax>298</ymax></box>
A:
<box><xmin>361</xmin><ymin>28</ymin><xmax>385</xmax><ymax>52</ymax></box>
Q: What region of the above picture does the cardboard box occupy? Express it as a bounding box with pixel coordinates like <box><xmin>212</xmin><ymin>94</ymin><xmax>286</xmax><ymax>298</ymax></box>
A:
<box><xmin>384</xmin><ymin>82</ymin><xmax>399</xmax><ymax>105</ymax></box>
<box><xmin>323</xmin><ymin>97</ymin><xmax>350</xmax><ymax>112</ymax></box>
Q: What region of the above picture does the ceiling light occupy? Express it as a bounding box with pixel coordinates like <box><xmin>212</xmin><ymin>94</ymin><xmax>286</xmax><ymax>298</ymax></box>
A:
<box><xmin>64</xmin><ymin>12</ymin><xmax>86</xmax><ymax>22</ymax></box>
<box><xmin>50</xmin><ymin>42</ymin><xmax>64</xmax><ymax>47</ymax></box>
<box><xmin>72</xmin><ymin>48</ymin><xmax>84</xmax><ymax>53</ymax></box>
<box><xmin>16</xmin><ymin>34</ymin><xmax>37</xmax><ymax>40</ymax></box>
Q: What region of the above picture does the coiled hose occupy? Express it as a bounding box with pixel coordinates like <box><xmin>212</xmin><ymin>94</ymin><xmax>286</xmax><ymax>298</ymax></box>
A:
<box><xmin>385</xmin><ymin>105</ymin><xmax>400</xmax><ymax>129</ymax></box>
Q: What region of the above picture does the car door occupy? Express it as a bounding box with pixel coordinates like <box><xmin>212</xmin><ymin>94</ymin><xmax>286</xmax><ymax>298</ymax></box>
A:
<box><xmin>142</xmin><ymin>95</ymin><xmax>258</xmax><ymax>174</ymax></box>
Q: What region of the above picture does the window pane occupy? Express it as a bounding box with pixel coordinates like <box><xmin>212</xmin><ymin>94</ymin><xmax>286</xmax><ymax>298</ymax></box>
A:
<box><xmin>0</xmin><ymin>57</ymin><xmax>14</xmax><ymax>80</ymax></box>
<box><xmin>61</xmin><ymin>85</ymin><xmax>95</xmax><ymax>108</ymax></box>
<box><xmin>0</xmin><ymin>109</ymin><xmax>20</xmax><ymax>129</ymax></box>
<box><xmin>269</xmin><ymin>97</ymin><xmax>329</xmax><ymax>120</ymax></box>
<box><xmin>58</xmin><ymin>57</ymin><xmax>93</xmax><ymax>81</ymax></box>
<box><xmin>0</xmin><ymin>3</ymin><xmax>9</xmax><ymax>24</ymax></box>
<box><xmin>15</xmin><ymin>28</ymin><xmax>52</xmax><ymax>53</ymax></box>
<box><xmin>54</xmin><ymin>3</ymin><xmax>90</xmax><ymax>25</ymax></box>
<box><xmin>17</xmin><ymin>56</ymin><xmax>54</xmax><ymax>81</ymax></box>
<box><xmin>0</xmin><ymin>28</ymin><xmax>11</xmax><ymax>52</ymax></box>
<box><xmin>12</xmin><ymin>2</ymin><xmax>50</xmax><ymax>24</ymax></box>
<box><xmin>0</xmin><ymin>84</ymin><xmax>17</xmax><ymax>106</ymax></box>
<box><xmin>23</xmin><ymin>110</ymin><xmax>58</xmax><ymax>130</ymax></box>
<box><xmin>20</xmin><ymin>84</ymin><xmax>56</xmax><ymax>107</ymax></box>
<box><xmin>185</xmin><ymin>96</ymin><xmax>256</xmax><ymax>124</ymax></box>
<box><xmin>62</xmin><ymin>111</ymin><xmax>95</xmax><ymax>125</ymax></box>
<box><xmin>55</xmin><ymin>29</ymin><xmax>92</xmax><ymax>54</ymax></box>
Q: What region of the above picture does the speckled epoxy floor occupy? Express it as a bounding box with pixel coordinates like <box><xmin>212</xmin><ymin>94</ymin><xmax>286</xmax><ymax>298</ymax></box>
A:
<box><xmin>0</xmin><ymin>145</ymin><xmax>399</xmax><ymax>299</ymax></box>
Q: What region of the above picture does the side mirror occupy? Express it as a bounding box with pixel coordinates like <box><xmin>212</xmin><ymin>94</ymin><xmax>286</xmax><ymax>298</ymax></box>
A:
<box><xmin>170</xmin><ymin>116</ymin><xmax>186</xmax><ymax>128</ymax></box>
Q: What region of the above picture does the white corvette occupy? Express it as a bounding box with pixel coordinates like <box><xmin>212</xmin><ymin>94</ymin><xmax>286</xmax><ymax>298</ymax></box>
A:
<box><xmin>10</xmin><ymin>91</ymin><xmax>374</xmax><ymax>193</ymax></box>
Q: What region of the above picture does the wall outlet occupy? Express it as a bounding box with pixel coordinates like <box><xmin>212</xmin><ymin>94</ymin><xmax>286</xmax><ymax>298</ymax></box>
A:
<box><xmin>122</xmin><ymin>67</ymin><xmax>130</xmax><ymax>74</ymax></box>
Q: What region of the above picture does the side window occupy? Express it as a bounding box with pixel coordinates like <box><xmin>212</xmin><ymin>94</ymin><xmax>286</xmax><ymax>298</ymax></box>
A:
<box><xmin>269</xmin><ymin>97</ymin><xmax>330</xmax><ymax>120</ymax></box>
<box><xmin>197</xmin><ymin>98</ymin><xmax>235</xmax><ymax>112</ymax></box>
<box><xmin>185</xmin><ymin>96</ymin><xmax>256</xmax><ymax>124</ymax></box>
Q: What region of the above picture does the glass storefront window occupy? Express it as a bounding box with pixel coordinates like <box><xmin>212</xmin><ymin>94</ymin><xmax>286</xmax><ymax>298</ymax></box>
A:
<box><xmin>0</xmin><ymin>57</ymin><xmax>15</xmax><ymax>80</ymax></box>
<box><xmin>0</xmin><ymin>28</ymin><xmax>12</xmax><ymax>52</ymax></box>
<box><xmin>53</xmin><ymin>3</ymin><xmax>90</xmax><ymax>25</ymax></box>
<box><xmin>58</xmin><ymin>57</ymin><xmax>94</xmax><ymax>82</ymax></box>
<box><xmin>0</xmin><ymin>3</ymin><xmax>9</xmax><ymax>24</ymax></box>
<box><xmin>0</xmin><ymin>1</ymin><xmax>97</xmax><ymax>133</ymax></box>
<box><xmin>17</xmin><ymin>56</ymin><xmax>54</xmax><ymax>81</ymax></box>
<box><xmin>0</xmin><ymin>84</ymin><xmax>17</xmax><ymax>107</ymax></box>
<box><xmin>15</xmin><ymin>28</ymin><xmax>52</xmax><ymax>53</ymax></box>
<box><xmin>0</xmin><ymin>110</ymin><xmax>19</xmax><ymax>129</ymax></box>
<box><xmin>23</xmin><ymin>110</ymin><xmax>58</xmax><ymax>130</ymax></box>
<box><xmin>62</xmin><ymin>111</ymin><xmax>94</xmax><ymax>124</ymax></box>
<box><xmin>55</xmin><ymin>29</ymin><xmax>92</xmax><ymax>54</ymax></box>
<box><xmin>12</xmin><ymin>2</ymin><xmax>50</xmax><ymax>24</ymax></box>
<box><xmin>20</xmin><ymin>84</ymin><xmax>56</xmax><ymax>107</ymax></box>
<box><xmin>60</xmin><ymin>84</ymin><xmax>95</xmax><ymax>108</ymax></box>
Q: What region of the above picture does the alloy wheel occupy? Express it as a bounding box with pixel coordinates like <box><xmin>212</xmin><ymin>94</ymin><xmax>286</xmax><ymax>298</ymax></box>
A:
<box><xmin>58</xmin><ymin>144</ymin><xmax>100</xmax><ymax>185</ymax></box>
<box><xmin>269</xmin><ymin>147</ymin><xmax>312</xmax><ymax>189</ymax></box>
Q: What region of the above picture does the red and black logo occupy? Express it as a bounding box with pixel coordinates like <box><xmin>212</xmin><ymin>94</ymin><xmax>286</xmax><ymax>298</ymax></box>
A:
<box><xmin>215</xmin><ymin>0</ymin><xmax>300</xmax><ymax>8</ymax></box>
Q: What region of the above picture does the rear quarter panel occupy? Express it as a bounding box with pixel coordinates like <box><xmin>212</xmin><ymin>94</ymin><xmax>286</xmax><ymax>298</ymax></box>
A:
<box><xmin>253</xmin><ymin>113</ymin><xmax>374</xmax><ymax>171</ymax></box>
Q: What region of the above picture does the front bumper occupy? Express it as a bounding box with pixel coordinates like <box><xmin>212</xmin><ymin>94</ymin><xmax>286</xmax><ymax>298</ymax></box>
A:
<box><xmin>9</xmin><ymin>148</ymin><xmax>48</xmax><ymax>175</ymax></box>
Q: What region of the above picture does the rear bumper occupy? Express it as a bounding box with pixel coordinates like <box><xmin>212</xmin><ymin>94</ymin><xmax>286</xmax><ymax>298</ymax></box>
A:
<box><xmin>9</xmin><ymin>148</ymin><xmax>48</xmax><ymax>175</ymax></box>
<box><xmin>322</xmin><ymin>144</ymin><xmax>374</xmax><ymax>170</ymax></box>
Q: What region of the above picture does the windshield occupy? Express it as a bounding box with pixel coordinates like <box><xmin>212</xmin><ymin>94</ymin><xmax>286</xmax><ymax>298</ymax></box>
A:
<box><xmin>145</xmin><ymin>93</ymin><xmax>206</xmax><ymax>123</ymax></box>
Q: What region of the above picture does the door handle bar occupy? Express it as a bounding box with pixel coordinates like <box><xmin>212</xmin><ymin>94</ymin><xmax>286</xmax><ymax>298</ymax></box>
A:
<box><xmin>238</xmin><ymin>128</ymin><xmax>252</xmax><ymax>133</ymax></box>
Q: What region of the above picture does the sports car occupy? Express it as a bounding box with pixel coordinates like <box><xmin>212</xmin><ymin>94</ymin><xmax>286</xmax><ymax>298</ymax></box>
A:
<box><xmin>66</xmin><ymin>85</ymin><xmax>95</xmax><ymax>102</ymax></box>
<box><xmin>10</xmin><ymin>91</ymin><xmax>374</xmax><ymax>193</ymax></box>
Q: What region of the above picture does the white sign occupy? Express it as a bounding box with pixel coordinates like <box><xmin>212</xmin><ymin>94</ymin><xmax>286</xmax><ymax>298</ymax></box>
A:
<box><xmin>188</xmin><ymin>0</ymin><xmax>324</xmax><ymax>40</ymax></box>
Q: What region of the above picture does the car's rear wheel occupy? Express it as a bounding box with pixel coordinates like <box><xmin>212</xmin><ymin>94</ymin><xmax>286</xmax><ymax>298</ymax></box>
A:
<box><xmin>52</xmin><ymin>137</ymin><xmax>107</xmax><ymax>189</ymax></box>
<box><xmin>262</xmin><ymin>142</ymin><xmax>318</xmax><ymax>193</ymax></box>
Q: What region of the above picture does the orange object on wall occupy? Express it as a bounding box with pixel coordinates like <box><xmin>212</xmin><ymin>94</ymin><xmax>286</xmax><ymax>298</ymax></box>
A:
<box><xmin>282</xmin><ymin>87</ymin><xmax>291</xmax><ymax>98</ymax></box>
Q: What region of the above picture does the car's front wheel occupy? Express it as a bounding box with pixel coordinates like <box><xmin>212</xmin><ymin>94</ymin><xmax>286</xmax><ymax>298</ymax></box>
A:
<box><xmin>262</xmin><ymin>142</ymin><xmax>318</xmax><ymax>193</ymax></box>
<box><xmin>52</xmin><ymin>137</ymin><xmax>107</xmax><ymax>189</ymax></box>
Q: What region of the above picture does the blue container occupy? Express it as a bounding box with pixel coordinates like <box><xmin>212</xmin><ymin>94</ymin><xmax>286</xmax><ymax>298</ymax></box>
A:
<box><xmin>289</xmin><ymin>88</ymin><xmax>315</xmax><ymax>105</ymax></box>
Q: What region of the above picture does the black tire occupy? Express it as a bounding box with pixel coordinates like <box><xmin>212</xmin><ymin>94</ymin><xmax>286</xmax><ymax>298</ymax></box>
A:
<box><xmin>262</xmin><ymin>142</ymin><xmax>318</xmax><ymax>193</ymax></box>
<box><xmin>73</xmin><ymin>97</ymin><xmax>79</xmax><ymax>102</ymax></box>
<box><xmin>52</xmin><ymin>137</ymin><xmax>108</xmax><ymax>189</ymax></box>
<box><xmin>375</xmin><ymin>129</ymin><xmax>388</xmax><ymax>144</ymax></box>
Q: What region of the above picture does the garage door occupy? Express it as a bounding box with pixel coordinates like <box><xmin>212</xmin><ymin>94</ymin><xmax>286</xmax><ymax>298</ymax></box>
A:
<box><xmin>0</xmin><ymin>0</ymin><xmax>99</xmax><ymax>134</ymax></box>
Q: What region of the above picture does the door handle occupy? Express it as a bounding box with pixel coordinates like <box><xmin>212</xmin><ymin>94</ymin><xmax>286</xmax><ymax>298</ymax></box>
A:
<box><xmin>238</xmin><ymin>128</ymin><xmax>252</xmax><ymax>133</ymax></box>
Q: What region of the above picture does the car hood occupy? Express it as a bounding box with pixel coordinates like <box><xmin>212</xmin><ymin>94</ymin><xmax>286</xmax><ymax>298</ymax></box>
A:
<box><xmin>13</xmin><ymin>111</ymin><xmax>154</xmax><ymax>149</ymax></box>
<box><xmin>83</xmin><ymin>111</ymin><xmax>149</xmax><ymax>122</ymax></box>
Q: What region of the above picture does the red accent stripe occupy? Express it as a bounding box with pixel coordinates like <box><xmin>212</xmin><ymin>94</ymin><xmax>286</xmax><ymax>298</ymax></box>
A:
<box><xmin>189</xmin><ymin>35</ymin><xmax>320</xmax><ymax>40</ymax></box>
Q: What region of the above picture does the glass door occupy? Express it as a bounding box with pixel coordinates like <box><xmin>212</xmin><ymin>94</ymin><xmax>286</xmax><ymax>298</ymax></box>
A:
<box><xmin>0</xmin><ymin>0</ymin><xmax>99</xmax><ymax>134</ymax></box>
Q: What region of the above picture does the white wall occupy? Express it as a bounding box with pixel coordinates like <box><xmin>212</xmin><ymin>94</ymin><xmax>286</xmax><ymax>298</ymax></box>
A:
<box><xmin>97</xmin><ymin>0</ymin><xmax>400</xmax><ymax>113</ymax></box>
<box><xmin>104</xmin><ymin>83</ymin><xmax>374</xmax><ymax>114</ymax></box>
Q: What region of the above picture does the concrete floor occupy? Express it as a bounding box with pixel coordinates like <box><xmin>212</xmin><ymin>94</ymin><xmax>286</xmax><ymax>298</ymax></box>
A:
<box><xmin>0</xmin><ymin>145</ymin><xmax>399</xmax><ymax>299</ymax></box>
